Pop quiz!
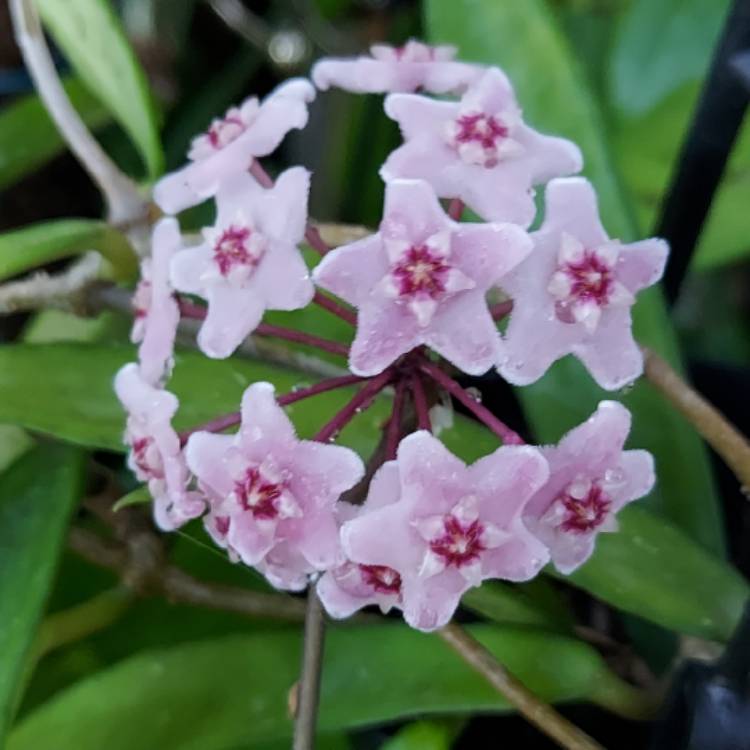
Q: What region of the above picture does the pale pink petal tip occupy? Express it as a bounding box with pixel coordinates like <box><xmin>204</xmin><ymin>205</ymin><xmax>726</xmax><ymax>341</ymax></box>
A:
<box><xmin>381</xmin><ymin>67</ymin><xmax>582</xmax><ymax>225</ymax></box>
<box><xmin>498</xmin><ymin>177</ymin><xmax>669</xmax><ymax>389</ymax></box>
<box><xmin>153</xmin><ymin>78</ymin><xmax>315</xmax><ymax>214</ymax></box>
<box><xmin>114</xmin><ymin>363</ymin><xmax>204</xmax><ymax>532</ymax></box>
<box><xmin>313</xmin><ymin>178</ymin><xmax>530</xmax><ymax>376</ymax></box>
<box><xmin>523</xmin><ymin>400</ymin><xmax>655</xmax><ymax>574</ymax></box>
<box><xmin>169</xmin><ymin>168</ymin><xmax>313</xmax><ymax>359</ymax></box>
<box><xmin>184</xmin><ymin>381</ymin><xmax>364</xmax><ymax>590</ymax></box>
<box><xmin>336</xmin><ymin>431</ymin><xmax>549</xmax><ymax>632</ymax></box>
<box><xmin>312</xmin><ymin>39</ymin><xmax>484</xmax><ymax>95</ymax></box>
<box><xmin>131</xmin><ymin>218</ymin><xmax>181</xmax><ymax>385</ymax></box>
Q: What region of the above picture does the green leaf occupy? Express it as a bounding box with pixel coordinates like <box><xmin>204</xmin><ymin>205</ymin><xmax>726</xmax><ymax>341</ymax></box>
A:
<box><xmin>462</xmin><ymin>579</ymin><xmax>573</xmax><ymax>632</ymax></box>
<box><xmin>36</xmin><ymin>0</ymin><xmax>163</xmax><ymax>178</ymax></box>
<box><xmin>610</xmin><ymin>0</ymin><xmax>729</xmax><ymax>117</ymax></box>
<box><xmin>425</xmin><ymin>0</ymin><xmax>725</xmax><ymax>555</ymax></box>
<box><xmin>0</xmin><ymin>342</ymin><xmax>496</xmax><ymax>465</ymax></box>
<box><xmin>0</xmin><ymin>78</ymin><xmax>109</xmax><ymax>190</ymax></box>
<box><xmin>8</xmin><ymin>624</ymin><xmax>642</xmax><ymax>749</ymax></box>
<box><xmin>380</xmin><ymin>721</ymin><xmax>454</xmax><ymax>750</ymax></box>
<box><xmin>0</xmin><ymin>220</ymin><xmax>137</xmax><ymax>283</ymax></box>
<box><xmin>0</xmin><ymin>444</ymin><xmax>84</xmax><ymax>743</ymax></box>
<box><xmin>112</xmin><ymin>485</ymin><xmax>151</xmax><ymax>512</ymax></box>
<box><xmin>561</xmin><ymin>505</ymin><xmax>748</xmax><ymax>642</ymax></box>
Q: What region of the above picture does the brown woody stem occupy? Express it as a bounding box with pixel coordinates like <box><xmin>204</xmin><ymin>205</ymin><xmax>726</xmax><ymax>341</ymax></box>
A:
<box><xmin>438</xmin><ymin>623</ymin><xmax>604</xmax><ymax>750</ymax></box>
<box><xmin>642</xmin><ymin>346</ymin><xmax>750</xmax><ymax>493</ymax></box>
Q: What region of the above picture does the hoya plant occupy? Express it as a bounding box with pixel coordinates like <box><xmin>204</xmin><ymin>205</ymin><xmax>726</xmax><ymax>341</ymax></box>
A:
<box><xmin>1</xmin><ymin>1</ymin><xmax>749</xmax><ymax>749</ymax></box>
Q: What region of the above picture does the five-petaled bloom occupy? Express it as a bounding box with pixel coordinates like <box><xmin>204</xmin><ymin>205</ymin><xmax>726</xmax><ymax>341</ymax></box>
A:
<box><xmin>335</xmin><ymin>432</ymin><xmax>550</xmax><ymax>630</ymax></box>
<box><xmin>154</xmin><ymin>78</ymin><xmax>315</xmax><ymax>214</ymax></box>
<box><xmin>524</xmin><ymin>401</ymin><xmax>655</xmax><ymax>573</ymax></box>
<box><xmin>313</xmin><ymin>39</ymin><xmax>484</xmax><ymax>95</ymax></box>
<box><xmin>170</xmin><ymin>168</ymin><xmax>314</xmax><ymax>358</ymax></box>
<box><xmin>498</xmin><ymin>177</ymin><xmax>669</xmax><ymax>389</ymax></box>
<box><xmin>130</xmin><ymin>218</ymin><xmax>181</xmax><ymax>385</ymax></box>
<box><xmin>185</xmin><ymin>382</ymin><xmax>364</xmax><ymax>590</ymax></box>
<box><xmin>381</xmin><ymin>68</ymin><xmax>582</xmax><ymax>225</ymax></box>
<box><xmin>114</xmin><ymin>364</ymin><xmax>204</xmax><ymax>531</ymax></box>
<box><xmin>313</xmin><ymin>178</ymin><xmax>532</xmax><ymax>376</ymax></box>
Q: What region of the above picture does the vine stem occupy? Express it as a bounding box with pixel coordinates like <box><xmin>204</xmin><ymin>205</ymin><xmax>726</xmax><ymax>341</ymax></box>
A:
<box><xmin>490</xmin><ymin>299</ymin><xmax>514</xmax><ymax>321</ymax></box>
<box><xmin>293</xmin><ymin>587</ymin><xmax>327</xmax><ymax>750</ymax></box>
<box><xmin>419</xmin><ymin>360</ymin><xmax>525</xmax><ymax>445</ymax></box>
<box><xmin>642</xmin><ymin>346</ymin><xmax>750</xmax><ymax>492</ymax></box>
<box><xmin>448</xmin><ymin>198</ymin><xmax>465</xmax><ymax>221</ymax></box>
<box><xmin>9</xmin><ymin>0</ymin><xmax>145</xmax><ymax>225</ymax></box>
<box><xmin>312</xmin><ymin>291</ymin><xmax>357</xmax><ymax>326</ymax></box>
<box><xmin>384</xmin><ymin>378</ymin><xmax>409</xmax><ymax>460</ymax></box>
<box><xmin>438</xmin><ymin>623</ymin><xmax>604</xmax><ymax>750</ymax></box>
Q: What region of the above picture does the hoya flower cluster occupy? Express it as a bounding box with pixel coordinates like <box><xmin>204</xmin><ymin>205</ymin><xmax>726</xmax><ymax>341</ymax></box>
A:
<box><xmin>116</xmin><ymin>40</ymin><xmax>664</xmax><ymax>631</ymax></box>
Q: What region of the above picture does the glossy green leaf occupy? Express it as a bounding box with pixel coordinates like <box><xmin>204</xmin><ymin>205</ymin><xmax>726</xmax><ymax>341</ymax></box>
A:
<box><xmin>0</xmin><ymin>342</ymin><xmax>497</xmax><ymax>465</ymax></box>
<box><xmin>0</xmin><ymin>444</ymin><xmax>84</xmax><ymax>743</ymax></box>
<box><xmin>112</xmin><ymin>485</ymin><xmax>151</xmax><ymax>512</ymax></box>
<box><xmin>381</xmin><ymin>721</ymin><xmax>454</xmax><ymax>750</ymax></box>
<box><xmin>0</xmin><ymin>220</ymin><xmax>137</xmax><ymax>283</ymax></box>
<box><xmin>610</xmin><ymin>0</ymin><xmax>729</xmax><ymax>117</ymax></box>
<box><xmin>560</xmin><ymin>505</ymin><xmax>748</xmax><ymax>642</ymax></box>
<box><xmin>37</xmin><ymin>0</ymin><xmax>163</xmax><ymax>178</ymax></box>
<box><xmin>425</xmin><ymin>0</ymin><xmax>724</xmax><ymax>555</ymax></box>
<box><xmin>462</xmin><ymin>579</ymin><xmax>573</xmax><ymax>632</ymax></box>
<box><xmin>0</xmin><ymin>78</ymin><xmax>109</xmax><ymax>190</ymax></box>
<box><xmin>8</xmin><ymin>624</ymin><xmax>641</xmax><ymax>749</ymax></box>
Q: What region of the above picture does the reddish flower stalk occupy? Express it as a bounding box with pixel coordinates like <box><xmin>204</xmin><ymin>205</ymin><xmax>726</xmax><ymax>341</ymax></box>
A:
<box><xmin>178</xmin><ymin>374</ymin><xmax>369</xmax><ymax>444</ymax></box>
<box><xmin>249</xmin><ymin>159</ymin><xmax>274</xmax><ymax>189</ymax></box>
<box><xmin>255</xmin><ymin>323</ymin><xmax>349</xmax><ymax>357</ymax></box>
<box><xmin>315</xmin><ymin>369</ymin><xmax>393</xmax><ymax>443</ymax></box>
<box><xmin>490</xmin><ymin>299</ymin><xmax>513</xmax><ymax>321</ymax></box>
<box><xmin>277</xmin><ymin>374</ymin><xmax>367</xmax><ymax>406</ymax></box>
<box><xmin>304</xmin><ymin>224</ymin><xmax>331</xmax><ymax>257</ymax></box>
<box><xmin>312</xmin><ymin>290</ymin><xmax>357</xmax><ymax>326</ymax></box>
<box><xmin>410</xmin><ymin>373</ymin><xmax>432</xmax><ymax>432</ymax></box>
<box><xmin>177</xmin><ymin>296</ymin><xmax>349</xmax><ymax>356</ymax></box>
<box><xmin>419</xmin><ymin>360</ymin><xmax>525</xmax><ymax>445</ymax></box>
<box><xmin>448</xmin><ymin>197</ymin><xmax>465</xmax><ymax>221</ymax></box>
<box><xmin>384</xmin><ymin>378</ymin><xmax>409</xmax><ymax>460</ymax></box>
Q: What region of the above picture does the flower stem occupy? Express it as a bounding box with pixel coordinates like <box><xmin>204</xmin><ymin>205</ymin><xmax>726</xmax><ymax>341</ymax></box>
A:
<box><xmin>438</xmin><ymin>623</ymin><xmax>604</xmax><ymax>750</ymax></box>
<box><xmin>419</xmin><ymin>360</ymin><xmax>524</xmax><ymax>445</ymax></box>
<box><xmin>177</xmin><ymin>296</ymin><xmax>350</xmax><ymax>357</ymax></box>
<box><xmin>642</xmin><ymin>346</ymin><xmax>750</xmax><ymax>492</ymax></box>
<box><xmin>293</xmin><ymin>587</ymin><xmax>327</xmax><ymax>750</ymax></box>
<box><xmin>490</xmin><ymin>300</ymin><xmax>514</xmax><ymax>322</ymax></box>
<box><xmin>385</xmin><ymin>379</ymin><xmax>409</xmax><ymax>460</ymax></box>
<box><xmin>249</xmin><ymin>159</ymin><xmax>274</xmax><ymax>189</ymax></box>
<box><xmin>304</xmin><ymin>225</ymin><xmax>331</xmax><ymax>256</ymax></box>
<box><xmin>179</xmin><ymin>375</ymin><xmax>368</xmax><ymax>443</ymax></box>
<box><xmin>410</xmin><ymin>373</ymin><xmax>432</xmax><ymax>432</ymax></box>
<box><xmin>277</xmin><ymin>374</ymin><xmax>366</xmax><ymax>407</ymax></box>
<box><xmin>315</xmin><ymin>369</ymin><xmax>393</xmax><ymax>443</ymax></box>
<box><xmin>448</xmin><ymin>198</ymin><xmax>465</xmax><ymax>221</ymax></box>
<box><xmin>312</xmin><ymin>290</ymin><xmax>357</xmax><ymax>326</ymax></box>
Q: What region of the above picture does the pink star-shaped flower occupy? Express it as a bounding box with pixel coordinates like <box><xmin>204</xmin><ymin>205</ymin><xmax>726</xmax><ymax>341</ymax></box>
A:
<box><xmin>184</xmin><ymin>382</ymin><xmax>364</xmax><ymax>589</ymax></box>
<box><xmin>498</xmin><ymin>177</ymin><xmax>669</xmax><ymax>389</ymax></box>
<box><xmin>317</xmin><ymin>501</ymin><xmax>403</xmax><ymax>618</ymax></box>
<box><xmin>313</xmin><ymin>179</ymin><xmax>531</xmax><ymax>376</ymax></box>
<box><xmin>381</xmin><ymin>68</ymin><xmax>582</xmax><ymax>224</ymax></box>
<box><xmin>130</xmin><ymin>218</ymin><xmax>181</xmax><ymax>385</ymax></box>
<box><xmin>338</xmin><ymin>431</ymin><xmax>549</xmax><ymax>631</ymax></box>
<box><xmin>169</xmin><ymin>167</ymin><xmax>314</xmax><ymax>359</ymax></box>
<box><xmin>524</xmin><ymin>401</ymin><xmax>655</xmax><ymax>574</ymax></box>
<box><xmin>312</xmin><ymin>39</ymin><xmax>483</xmax><ymax>95</ymax></box>
<box><xmin>114</xmin><ymin>363</ymin><xmax>205</xmax><ymax>531</ymax></box>
<box><xmin>153</xmin><ymin>78</ymin><xmax>315</xmax><ymax>214</ymax></box>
